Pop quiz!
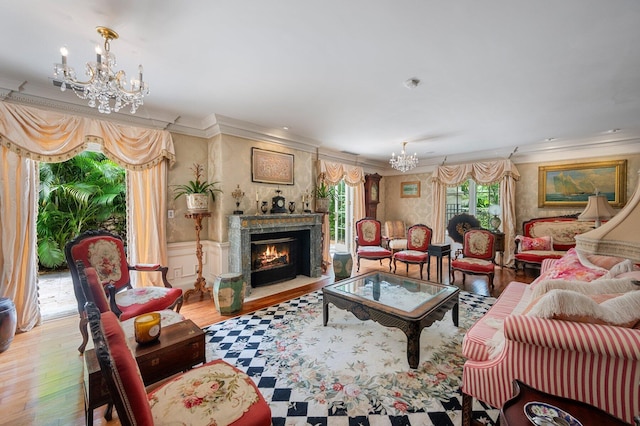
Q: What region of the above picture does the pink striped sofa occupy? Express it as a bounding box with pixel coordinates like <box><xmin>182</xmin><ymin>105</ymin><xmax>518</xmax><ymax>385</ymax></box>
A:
<box><xmin>461</xmin><ymin>255</ymin><xmax>640</xmax><ymax>426</ymax></box>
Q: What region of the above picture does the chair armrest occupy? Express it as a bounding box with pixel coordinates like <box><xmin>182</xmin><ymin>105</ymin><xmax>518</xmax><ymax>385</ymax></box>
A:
<box><xmin>129</xmin><ymin>264</ymin><xmax>173</xmax><ymax>288</ymax></box>
<box><xmin>504</xmin><ymin>315</ymin><xmax>640</xmax><ymax>360</ymax></box>
<box><xmin>105</xmin><ymin>284</ymin><xmax>124</xmax><ymax>318</ymax></box>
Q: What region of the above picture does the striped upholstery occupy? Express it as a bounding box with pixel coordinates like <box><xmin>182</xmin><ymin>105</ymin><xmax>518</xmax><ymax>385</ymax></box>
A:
<box><xmin>462</xmin><ymin>315</ymin><xmax>640</xmax><ymax>424</ymax></box>
<box><xmin>461</xmin><ymin>258</ymin><xmax>640</xmax><ymax>425</ymax></box>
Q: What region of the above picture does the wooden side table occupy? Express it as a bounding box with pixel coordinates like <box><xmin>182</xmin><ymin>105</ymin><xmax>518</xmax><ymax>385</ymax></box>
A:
<box><xmin>184</xmin><ymin>212</ymin><xmax>212</xmax><ymax>302</ymax></box>
<box><xmin>501</xmin><ymin>380</ymin><xmax>629</xmax><ymax>426</ymax></box>
<box><xmin>428</xmin><ymin>243</ymin><xmax>451</xmax><ymax>283</ymax></box>
<box><xmin>492</xmin><ymin>231</ymin><xmax>505</xmax><ymax>268</ymax></box>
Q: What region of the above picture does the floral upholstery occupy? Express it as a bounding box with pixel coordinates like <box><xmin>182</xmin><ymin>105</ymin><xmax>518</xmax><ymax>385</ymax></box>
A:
<box><xmin>355</xmin><ymin>218</ymin><xmax>392</xmax><ymax>272</ymax></box>
<box><xmin>515</xmin><ymin>216</ymin><xmax>597</xmax><ymax>273</ymax></box>
<box><xmin>393</xmin><ymin>224</ymin><xmax>433</xmax><ymax>280</ymax></box>
<box><xmin>80</xmin><ymin>263</ymin><xmax>185</xmax><ymax>351</ymax></box>
<box><xmin>87</xmin><ymin>305</ymin><xmax>271</xmax><ymax>426</ymax></box>
<box><xmin>148</xmin><ymin>359</ymin><xmax>269</xmax><ymax>425</ymax></box>
<box><xmin>451</xmin><ymin>228</ymin><xmax>496</xmax><ymax>288</ymax></box>
<box><xmin>65</xmin><ymin>230</ymin><xmax>183</xmax><ymax>351</ymax></box>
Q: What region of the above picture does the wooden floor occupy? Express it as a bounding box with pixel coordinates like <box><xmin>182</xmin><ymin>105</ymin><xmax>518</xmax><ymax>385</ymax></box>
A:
<box><xmin>1</xmin><ymin>261</ymin><xmax>536</xmax><ymax>425</ymax></box>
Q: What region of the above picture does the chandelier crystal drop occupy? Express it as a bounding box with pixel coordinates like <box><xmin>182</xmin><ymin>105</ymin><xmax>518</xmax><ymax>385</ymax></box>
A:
<box><xmin>389</xmin><ymin>142</ymin><xmax>418</xmax><ymax>172</ymax></box>
<box><xmin>53</xmin><ymin>26</ymin><xmax>149</xmax><ymax>114</ymax></box>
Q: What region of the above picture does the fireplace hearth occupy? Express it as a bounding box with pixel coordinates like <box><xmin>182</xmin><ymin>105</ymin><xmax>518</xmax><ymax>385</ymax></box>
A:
<box><xmin>229</xmin><ymin>214</ymin><xmax>323</xmax><ymax>293</ymax></box>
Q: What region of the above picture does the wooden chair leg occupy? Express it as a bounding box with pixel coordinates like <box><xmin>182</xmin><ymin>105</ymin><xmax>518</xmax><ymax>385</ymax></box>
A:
<box><xmin>462</xmin><ymin>392</ymin><xmax>473</xmax><ymax>426</ymax></box>
<box><xmin>78</xmin><ymin>315</ymin><xmax>89</xmax><ymax>354</ymax></box>
<box><xmin>393</xmin><ymin>258</ymin><xmax>397</xmax><ymax>273</ymax></box>
<box><xmin>405</xmin><ymin>263</ymin><xmax>409</xmax><ymax>276</ymax></box>
<box><xmin>419</xmin><ymin>263</ymin><xmax>423</xmax><ymax>280</ymax></box>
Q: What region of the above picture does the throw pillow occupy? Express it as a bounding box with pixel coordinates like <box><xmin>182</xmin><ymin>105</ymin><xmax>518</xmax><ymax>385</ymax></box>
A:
<box><xmin>536</xmin><ymin>248</ymin><xmax>608</xmax><ymax>282</ymax></box>
<box><xmin>602</xmin><ymin>259</ymin><xmax>637</xmax><ymax>279</ymax></box>
<box><xmin>524</xmin><ymin>289</ymin><xmax>640</xmax><ymax>328</ymax></box>
<box><xmin>518</xmin><ymin>235</ymin><xmax>553</xmax><ymax>251</ymax></box>
<box><xmin>531</xmin><ymin>277</ymin><xmax>639</xmax><ymax>299</ymax></box>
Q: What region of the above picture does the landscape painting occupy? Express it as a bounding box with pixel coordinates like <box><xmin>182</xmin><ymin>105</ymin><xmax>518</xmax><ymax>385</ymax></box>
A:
<box><xmin>538</xmin><ymin>160</ymin><xmax>627</xmax><ymax>208</ymax></box>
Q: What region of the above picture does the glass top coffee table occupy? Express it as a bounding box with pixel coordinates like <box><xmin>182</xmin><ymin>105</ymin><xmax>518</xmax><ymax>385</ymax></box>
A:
<box><xmin>323</xmin><ymin>271</ymin><xmax>459</xmax><ymax>369</ymax></box>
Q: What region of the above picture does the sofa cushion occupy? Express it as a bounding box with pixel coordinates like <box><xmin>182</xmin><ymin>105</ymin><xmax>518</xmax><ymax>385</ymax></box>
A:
<box><xmin>514</xmin><ymin>250</ymin><xmax>565</xmax><ymax>263</ymax></box>
<box><xmin>524</xmin><ymin>289</ymin><xmax>640</xmax><ymax>328</ymax></box>
<box><xmin>461</xmin><ymin>281</ymin><xmax>529</xmax><ymax>362</ymax></box>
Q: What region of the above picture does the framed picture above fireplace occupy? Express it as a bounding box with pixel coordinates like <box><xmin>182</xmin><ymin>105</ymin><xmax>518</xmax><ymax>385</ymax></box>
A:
<box><xmin>252</xmin><ymin>148</ymin><xmax>294</xmax><ymax>185</ymax></box>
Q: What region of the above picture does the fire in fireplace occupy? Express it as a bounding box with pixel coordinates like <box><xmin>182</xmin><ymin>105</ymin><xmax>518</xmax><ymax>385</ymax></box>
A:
<box><xmin>252</xmin><ymin>238</ymin><xmax>293</xmax><ymax>271</ymax></box>
<box><xmin>250</xmin><ymin>231</ymin><xmax>309</xmax><ymax>287</ymax></box>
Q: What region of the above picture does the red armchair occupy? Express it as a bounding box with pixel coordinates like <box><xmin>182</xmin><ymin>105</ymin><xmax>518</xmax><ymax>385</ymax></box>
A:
<box><xmin>355</xmin><ymin>218</ymin><xmax>392</xmax><ymax>272</ymax></box>
<box><xmin>450</xmin><ymin>228</ymin><xmax>497</xmax><ymax>288</ymax></box>
<box><xmin>392</xmin><ymin>224</ymin><xmax>432</xmax><ymax>280</ymax></box>
<box><xmin>65</xmin><ymin>229</ymin><xmax>183</xmax><ymax>353</ymax></box>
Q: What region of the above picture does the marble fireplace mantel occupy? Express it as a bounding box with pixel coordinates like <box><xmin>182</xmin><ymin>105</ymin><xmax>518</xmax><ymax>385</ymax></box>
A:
<box><xmin>228</xmin><ymin>213</ymin><xmax>323</xmax><ymax>291</ymax></box>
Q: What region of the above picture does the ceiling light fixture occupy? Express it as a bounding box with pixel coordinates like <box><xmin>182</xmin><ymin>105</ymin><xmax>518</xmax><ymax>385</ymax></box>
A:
<box><xmin>53</xmin><ymin>26</ymin><xmax>149</xmax><ymax>114</ymax></box>
<box><xmin>403</xmin><ymin>78</ymin><xmax>420</xmax><ymax>89</ymax></box>
<box><xmin>389</xmin><ymin>142</ymin><xmax>418</xmax><ymax>172</ymax></box>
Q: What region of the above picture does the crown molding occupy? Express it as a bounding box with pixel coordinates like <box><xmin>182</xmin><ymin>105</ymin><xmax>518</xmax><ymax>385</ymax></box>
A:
<box><xmin>2</xmin><ymin>89</ymin><xmax>638</xmax><ymax>172</ymax></box>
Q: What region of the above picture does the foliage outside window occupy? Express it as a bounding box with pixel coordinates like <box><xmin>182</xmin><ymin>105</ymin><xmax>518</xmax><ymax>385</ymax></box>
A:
<box><xmin>37</xmin><ymin>152</ymin><xmax>126</xmax><ymax>270</ymax></box>
<box><xmin>445</xmin><ymin>181</ymin><xmax>499</xmax><ymax>229</ymax></box>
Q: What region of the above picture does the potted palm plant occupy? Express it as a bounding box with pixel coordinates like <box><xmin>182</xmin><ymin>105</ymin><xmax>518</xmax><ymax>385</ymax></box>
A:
<box><xmin>173</xmin><ymin>163</ymin><xmax>222</xmax><ymax>212</ymax></box>
<box><xmin>314</xmin><ymin>181</ymin><xmax>334</xmax><ymax>213</ymax></box>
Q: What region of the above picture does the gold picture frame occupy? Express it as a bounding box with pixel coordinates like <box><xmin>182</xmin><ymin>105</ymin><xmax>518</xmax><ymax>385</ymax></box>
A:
<box><xmin>400</xmin><ymin>181</ymin><xmax>421</xmax><ymax>198</ymax></box>
<box><xmin>251</xmin><ymin>148</ymin><xmax>294</xmax><ymax>185</ymax></box>
<box><xmin>538</xmin><ymin>159</ymin><xmax>626</xmax><ymax>208</ymax></box>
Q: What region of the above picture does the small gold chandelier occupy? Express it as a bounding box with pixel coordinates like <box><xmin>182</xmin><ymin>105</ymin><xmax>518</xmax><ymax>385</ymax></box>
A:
<box><xmin>389</xmin><ymin>142</ymin><xmax>418</xmax><ymax>172</ymax></box>
<box><xmin>53</xmin><ymin>26</ymin><xmax>149</xmax><ymax>114</ymax></box>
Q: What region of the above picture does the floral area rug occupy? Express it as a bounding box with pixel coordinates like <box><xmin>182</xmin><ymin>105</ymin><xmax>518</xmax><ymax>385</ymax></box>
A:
<box><xmin>204</xmin><ymin>290</ymin><xmax>498</xmax><ymax>426</ymax></box>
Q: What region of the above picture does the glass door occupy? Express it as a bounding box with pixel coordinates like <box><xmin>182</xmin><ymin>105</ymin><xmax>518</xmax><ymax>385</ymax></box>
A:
<box><xmin>329</xmin><ymin>181</ymin><xmax>353</xmax><ymax>253</ymax></box>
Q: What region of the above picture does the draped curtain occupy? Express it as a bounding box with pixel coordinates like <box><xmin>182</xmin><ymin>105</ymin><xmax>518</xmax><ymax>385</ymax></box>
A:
<box><xmin>0</xmin><ymin>102</ymin><xmax>175</xmax><ymax>331</ymax></box>
<box><xmin>430</xmin><ymin>159</ymin><xmax>520</xmax><ymax>265</ymax></box>
<box><xmin>317</xmin><ymin>159</ymin><xmax>366</xmax><ymax>265</ymax></box>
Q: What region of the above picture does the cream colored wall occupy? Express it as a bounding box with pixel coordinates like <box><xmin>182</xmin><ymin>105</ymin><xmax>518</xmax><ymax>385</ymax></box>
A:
<box><xmin>381</xmin><ymin>172</ymin><xmax>434</xmax><ymax>229</ymax></box>
<box><xmin>167</xmin><ymin>132</ymin><xmax>210</xmax><ymax>243</ymax></box>
<box><xmin>514</xmin><ymin>153</ymin><xmax>640</xmax><ymax>231</ymax></box>
<box><xmin>214</xmin><ymin>134</ymin><xmax>315</xmax><ymax>242</ymax></box>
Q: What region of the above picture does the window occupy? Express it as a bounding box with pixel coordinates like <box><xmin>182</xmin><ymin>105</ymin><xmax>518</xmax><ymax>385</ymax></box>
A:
<box><xmin>446</xmin><ymin>180</ymin><xmax>499</xmax><ymax>229</ymax></box>
<box><xmin>329</xmin><ymin>180</ymin><xmax>354</xmax><ymax>253</ymax></box>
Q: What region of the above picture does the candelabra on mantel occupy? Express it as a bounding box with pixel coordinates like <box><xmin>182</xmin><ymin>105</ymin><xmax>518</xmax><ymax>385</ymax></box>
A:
<box><xmin>232</xmin><ymin>184</ymin><xmax>245</xmax><ymax>215</ymax></box>
<box><xmin>184</xmin><ymin>212</ymin><xmax>212</xmax><ymax>302</ymax></box>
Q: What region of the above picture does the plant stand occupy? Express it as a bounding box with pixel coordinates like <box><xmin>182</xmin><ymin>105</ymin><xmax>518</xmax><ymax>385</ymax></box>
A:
<box><xmin>184</xmin><ymin>212</ymin><xmax>212</xmax><ymax>302</ymax></box>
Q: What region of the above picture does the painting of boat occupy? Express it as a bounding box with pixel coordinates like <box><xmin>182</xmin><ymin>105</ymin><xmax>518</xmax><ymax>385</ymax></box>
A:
<box><xmin>538</xmin><ymin>160</ymin><xmax>627</xmax><ymax>208</ymax></box>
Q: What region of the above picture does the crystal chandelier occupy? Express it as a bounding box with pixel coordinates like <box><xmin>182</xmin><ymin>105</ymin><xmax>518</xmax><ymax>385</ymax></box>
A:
<box><xmin>389</xmin><ymin>142</ymin><xmax>418</xmax><ymax>172</ymax></box>
<box><xmin>53</xmin><ymin>26</ymin><xmax>149</xmax><ymax>114</ymax></box>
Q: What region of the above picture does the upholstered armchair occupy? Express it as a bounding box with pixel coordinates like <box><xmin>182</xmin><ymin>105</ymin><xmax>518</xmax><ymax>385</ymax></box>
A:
<box><xmin>355</xmin><ymin>218</ymin><xmax>393</xmax><ymax>272</ymax></box>
<box><xmin>392</xmin><ymin>224</ymin><xmax>433</xmax><ymax>280</ymax></box>
<box><xmin>450</xmin><ymin>228</ymin><xmax>496</xmax><ymax>288</ymax></box>
<box><xmin>384</xmin><ymin>220</ymin><xmax>408</xmax><ymax>252</ymax></box>
<box><xmin>85</xmin><ymin>303</ymin><xmax>272</xmax><ymax>426</ymax></box>
<box><xmin>65</xmin><ymin>229</ymin><xmax>183</xmax><ymax>353</ymax></box>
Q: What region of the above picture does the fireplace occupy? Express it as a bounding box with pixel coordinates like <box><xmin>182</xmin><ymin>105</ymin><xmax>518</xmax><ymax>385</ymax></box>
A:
<box><xmin>251</xmin><ymin>231</ymin><xmax>310</xmax><ymax>286</ymax></box>
<box><xmin>228</xmin><ymin>214</ymin><xmax>323</xmax><ymax>292</ymax></box>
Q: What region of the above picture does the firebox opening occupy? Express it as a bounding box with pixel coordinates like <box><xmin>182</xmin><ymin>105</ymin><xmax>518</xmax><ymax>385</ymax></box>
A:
<box><xmin>251</xmin><ymin>237</ymin><xmax>294</xmax><ymax>272</ymax></box>
<box><xmin>250</xmin><ymin>230</ymin><xmax>311</xmax><ymax>287</ymax></box>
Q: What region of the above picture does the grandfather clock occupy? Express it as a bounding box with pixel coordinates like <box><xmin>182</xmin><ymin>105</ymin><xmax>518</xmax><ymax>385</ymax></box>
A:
<box><xmin>364</xmin><ymin>173</ymin><xmax>381</xmax><ymax>218</ymax></box>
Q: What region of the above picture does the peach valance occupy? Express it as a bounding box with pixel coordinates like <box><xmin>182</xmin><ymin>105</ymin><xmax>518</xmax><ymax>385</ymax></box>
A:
<box><xmin>431</xmin><ymin>159</ymin><xmax>520</xmax><ymax>186</ymax></box>
<box><xmin>0</xmin><ymin>102</ymin><xmax>174</xmax><ymax>170</ymax></box>
<box><xmin>318</xmin><ymin>159</ymin><xmax>365</xmax><ymax>186</ymax></box>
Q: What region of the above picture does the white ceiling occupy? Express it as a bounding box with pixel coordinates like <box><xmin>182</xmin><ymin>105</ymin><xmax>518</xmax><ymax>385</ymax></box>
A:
<box><xmin>1</xmin><ymin>0</ymin><xmax>640</xmax><ymax>170</ymax></box>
